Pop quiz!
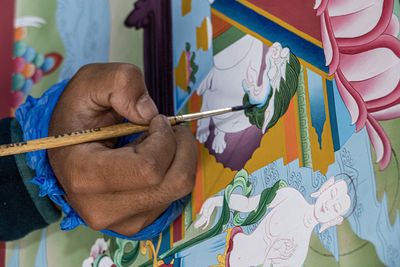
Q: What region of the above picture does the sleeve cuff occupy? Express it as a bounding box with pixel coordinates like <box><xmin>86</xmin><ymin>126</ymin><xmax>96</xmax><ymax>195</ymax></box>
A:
<box><xmin>0</xmin><ymin>118</ymin><xmax>56</xmax><ymax>241</ymax></box>
<box><xmin>10</xmin><ymin>119</ymin><xmax>61</xmax><ymax>225</ymax></box>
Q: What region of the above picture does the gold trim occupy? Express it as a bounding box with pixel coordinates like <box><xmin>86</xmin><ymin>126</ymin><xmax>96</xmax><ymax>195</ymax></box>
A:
<box><xmin>211</xmin><ymin>9</ymin><xmax>332</xmax><ymax>79</ymax></box>
<box><xmin>210</xmin><ymin>228</ymin><xmax>234</xmax><ymax>267</ymax></box>
<box><xmin>293</xmin><ymin>93</ymin><xmax>304</xmax><ymax>167</ymax></box>
<box><xmin>237</xmin><ymin>0</ymin><xmax>323</xmax><ymax>47</ymax></box>
<box><xmin>298</xmin><ymin>58</ymin><xmax>333</xmax><ymax>80</ymax></box>
<box><xmin>302</xmin><ymin>65</ymin><xmax>313</xmax><ymax>170</ymax></box>
<box><xmin>170</xmin><ymin>223</ymin><xmax>174</xmax><ymax>248</ymax></box>
<box><xmin>212</xmin><ymin>9</ymin><xmax>272</xmax><ymax>46</ymax></box>
<box><xmin>141</xmin><ymin>234</ymin><xmax>164</xmax><ymax>267</ymax></box>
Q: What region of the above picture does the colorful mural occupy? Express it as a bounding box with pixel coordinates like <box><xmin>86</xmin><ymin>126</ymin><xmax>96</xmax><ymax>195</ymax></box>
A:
<box><xmin>12</xmin><ymin>16</ymin><xmax>64</xmax><ymax>115</ymax></box>
<box><xmin>1</xmin><ymin>0</ymin><xmax>399</xmax><ymax>266</ymax></box>
<box><xmin>107</xmin><ymin>0</ymin><xmax>400</xmax><ymax>266</ymax></box>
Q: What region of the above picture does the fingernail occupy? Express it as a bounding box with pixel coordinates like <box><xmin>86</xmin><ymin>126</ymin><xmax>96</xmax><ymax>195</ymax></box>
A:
<box><xmin>137</xmin><ymin>95</ymin><xmax>158</xmax><ymax>120</ymax></box>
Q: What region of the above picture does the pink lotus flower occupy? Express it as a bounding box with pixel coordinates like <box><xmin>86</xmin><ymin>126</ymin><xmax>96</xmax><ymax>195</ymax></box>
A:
<box><xmin>316</xmin><ymin>0</ymin><xmax>400</xmax><ymax>169</ymax></box>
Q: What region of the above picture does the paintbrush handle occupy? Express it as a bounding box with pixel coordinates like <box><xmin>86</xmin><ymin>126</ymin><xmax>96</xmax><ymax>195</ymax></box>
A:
<box><xmin>0</xmin><ymin>105</ymin><xmax>250</xmax><ymax>157</ymax></box>
<box><xmin>0</xmin><ymin>118</ymin><xmax>179</xmax><ymax>157</ymax></box>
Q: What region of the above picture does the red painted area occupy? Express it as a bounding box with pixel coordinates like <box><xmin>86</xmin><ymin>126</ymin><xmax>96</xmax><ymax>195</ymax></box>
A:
<box><xmin>173</xmin><ymin>214</ymin><xmax>183</xmax><ymax>242</ymax></box>
<box><xmin>212</xmin><ymin>13</ymin><xmax>232</xmax><ymax>38</ymax></box>
<box><xmin>0</xmin><ymin>242</ymin><xmax>5</xmax><ymax>267</ymax></box>
<box><xmin>243</xmin><ymin>0</ymin><xmax>321</xmax><ymax>41</ymax></box>
<box><xmin>0</xmin><ymin>0</ymin><xmax>15</xmax><ymax>119</ymax></box>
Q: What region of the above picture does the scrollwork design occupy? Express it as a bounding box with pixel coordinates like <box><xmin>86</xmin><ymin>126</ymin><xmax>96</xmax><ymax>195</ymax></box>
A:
<box><xmin>109</xmin><ymin>237</ymin><xmax>139</xmax><ymax>267</ymax></box>
<box><xmin>263</xmin><ymin>161</ymin><xmax>279</xmax><ymax>187</ymax></box>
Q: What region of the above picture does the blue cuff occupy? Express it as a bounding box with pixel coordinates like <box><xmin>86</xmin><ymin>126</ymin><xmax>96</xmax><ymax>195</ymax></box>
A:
<box><xmin>15</xmin><ymin>80</ymin><xmax>190</xmax><ymax>240</ymax></box>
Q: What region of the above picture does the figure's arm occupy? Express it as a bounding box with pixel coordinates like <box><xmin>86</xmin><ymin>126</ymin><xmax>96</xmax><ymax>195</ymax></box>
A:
<box><xmin>228</xmin><ymin>194</ymin><xmax>261</xmax><ymax>212</ymax></box>
<box><xmin>200</xmin><ymin>193</ymin><xmax>261</xmax><ymax>213</ymax></box>
<box><xmin>194</xmin><ymin>194</ymin><xmax>261</xmax><ymax>229</ymax></box>
<box><xmin>0</xmin><ymin>118</ymin><xmax>60</xmax><ymax>241</ymax></box>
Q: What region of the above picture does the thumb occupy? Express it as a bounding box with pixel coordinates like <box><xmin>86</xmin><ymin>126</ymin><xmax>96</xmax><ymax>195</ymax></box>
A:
<box><xmin>108</xmin><ymin>68</ymin><xmax>159</xmax><ymax>123</ymax></box>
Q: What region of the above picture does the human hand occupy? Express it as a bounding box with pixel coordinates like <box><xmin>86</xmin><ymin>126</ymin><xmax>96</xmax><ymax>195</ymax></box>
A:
<box><xmin>48</xmin><ymin>63</ymin><xmax>197</xmax><ymax>236</ymax></box>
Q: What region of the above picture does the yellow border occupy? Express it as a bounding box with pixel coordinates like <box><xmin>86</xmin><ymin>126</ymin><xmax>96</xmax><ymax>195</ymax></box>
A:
<box><xmin>211</xmin><ymin>9</ymin><xmax>333</xmax><ymax>80</ymax></box>
<box><xmin>212</xmin><ymin>8</ymin><xmax>272</xmax><ymax>46</ymax></box>
<box><xmin>181</xmin><ymin>209</ymin><xmax>186</xmax><ymax>240</ymax></box>
<box><xmin>237</xmin><ymin>0</ymin><xmax>323</xmax><ymax>48</ymax></box>
<box><xmin>298</xmin><ymin>58</ymin><xmax>333</xmax><ymax>80</ymax></box>
<box><xmin>170</xmin><ymin>223</ymin><xmax>174</xmax><ymax>248</ymax></box>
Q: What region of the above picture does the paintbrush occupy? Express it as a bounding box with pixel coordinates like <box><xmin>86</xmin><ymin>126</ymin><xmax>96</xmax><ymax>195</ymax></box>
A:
<box><xmin>0</xmin><ymin>104</ymin><xmax>254</xmax><ymax>157</ymax></box>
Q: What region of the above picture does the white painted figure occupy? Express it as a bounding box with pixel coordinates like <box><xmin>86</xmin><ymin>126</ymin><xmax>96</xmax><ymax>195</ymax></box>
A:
<box><xmin>196</xmin><ymin>35</ymin><xmax>290</xmax><ymax>153</ymax></box>
<box><xmin>195</xmin><ymin>177</ymin><xmax>351</xmax><ymax>267</ymax></box>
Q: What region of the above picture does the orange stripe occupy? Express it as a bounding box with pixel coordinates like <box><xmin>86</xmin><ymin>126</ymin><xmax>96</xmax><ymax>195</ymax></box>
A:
<box><xmin>188</xmin><ymin>94</ymin><xmax>205</xmax><ymax>218</ymax></box>
<box><xmin>193</xmin><ymin>142</ymin><xmax>204</xmax><ymax>218</ymax></box>
<box><xmin>283</xmin><ymin>99</ymin><xmax>298</xmax><ymax>164</ymax></box>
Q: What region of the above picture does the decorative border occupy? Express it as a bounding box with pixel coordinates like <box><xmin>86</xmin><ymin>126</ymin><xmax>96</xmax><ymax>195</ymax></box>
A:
<box><xmin>237</xmin><ymin>0</ymin><xmax>323</xmax><ymax>47</ymax></box>
<box><xmin>211</xmin><ymin>8</ymin><xmax>332</xmax><ymax>80</ymax></box>
<box><xmin>212</xmin><ymin>0</ymin><xmax>329</xmax><ymax>74</ymax></box>
<box><xmin>0</xmin><ymin>0</ymin><xmax>15</xmax><ymax>119</ymax></box>
<box><xmin>0</xmin><ymin>3</ymin><xmax>13</xmax><ymax>263</ymax></box>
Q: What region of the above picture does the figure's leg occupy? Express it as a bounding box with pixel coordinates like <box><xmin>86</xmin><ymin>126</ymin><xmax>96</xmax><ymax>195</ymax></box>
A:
<box><xmin>197</xmin><ymin>116</ymin><xmax>211</xmax><ymax>143</ymax></box>
<box><xmin>212</xmin><ymin>128</ymin><xmax>227</xmax><ymax>154</ymax></box>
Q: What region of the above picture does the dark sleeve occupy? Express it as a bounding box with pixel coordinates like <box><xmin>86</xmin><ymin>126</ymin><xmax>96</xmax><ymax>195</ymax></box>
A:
<box><xmin>0</xmin><ymin>118</ymin><xmax>60</xmax><ymax>241</ymax></box>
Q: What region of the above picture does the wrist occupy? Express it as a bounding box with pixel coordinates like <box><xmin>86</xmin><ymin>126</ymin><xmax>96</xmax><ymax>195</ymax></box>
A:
<box><xmin>15</xmin><ymin>79</ymin><xmax>85</xmax><ymax>230</ymax></box>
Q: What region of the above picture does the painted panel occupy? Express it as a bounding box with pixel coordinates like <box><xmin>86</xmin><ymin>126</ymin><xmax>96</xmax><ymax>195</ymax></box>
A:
<box><xmin>112</xmin><ymin>0</ymin><xmax>400</xmax><ymax>266</ymax></box>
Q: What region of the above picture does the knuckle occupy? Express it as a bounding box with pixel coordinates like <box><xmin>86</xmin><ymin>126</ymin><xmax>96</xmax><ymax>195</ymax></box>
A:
<box><xmin>175</xmin><ymin>127</ymin><xmax>196</xmax><ymax>144</ymax></box>
<box><xmin>130</xmin><ymin>219</ymin><xmax>147</xmax><ymax>235</ymax></box>
<box><xmin>114</xmin><ymin>64</ymin><xmax>143</xmax><ymax>87</ymax></box>
<box><xmin>77</xmin><ymin>63</ymin><xmax>97</xmax><ymax>76</ymax></box>
<box><xmin>118</xmin><ymin>226</ymin><xmax>140</xmax><ymax>237</ymax></box>
<box><xmin>112</xmin><ymin>218</ymin><xmax>147</xmax><ymax>237</ymax></box>
<box><xmin>81</xmin><ymin>209</ymin><xmax>109</xmax><ymax>231</ymax></box>
<box><xmin>174</xmin><ymin>125</ymin><xmax>191</xmax><ymax>135</ymax></box>
<box><xmin>140</xmin><ymin>157</ymin><xmax>163</xmax><ymax>185</ymax></box>
<box><xmin>155</xmin><ymin>129</ymin><xmax>177</xmax><ymax>149</ymax></box>
<box><xmin>65</xmin><ymin>177</ymin><xmax>82</xmax><ymax>194</ymax></box>
<box><xmin>175</xmin><ymin>172</ymin><xmax>195</xmax><ymax>195</ymax></box>
<box><xmin>64</xmin><ymin>171</ymin><xmax>85</xmax><ymax>194</ymax></box>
